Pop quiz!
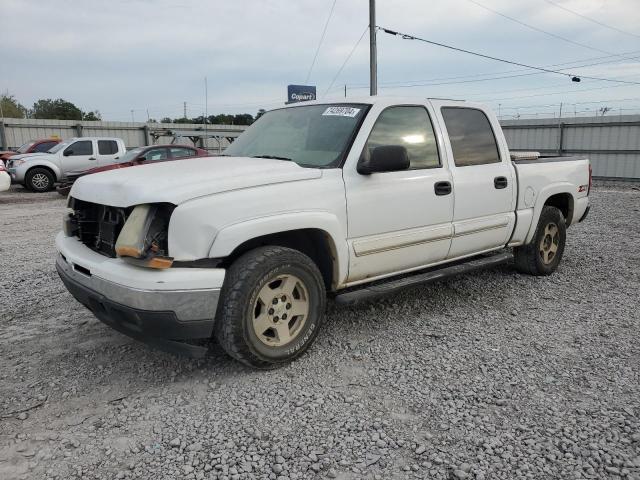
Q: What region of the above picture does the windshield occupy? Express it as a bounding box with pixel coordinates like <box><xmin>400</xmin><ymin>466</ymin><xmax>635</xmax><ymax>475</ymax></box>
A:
<box><xmin>119</xmin><ymin>147</ymin><xmax>144</xmax><ymax>163</ymax></box>
<box><xmin>48</xmin><ymin>141</ymin><xmax>71</xmax><ymax>154</ymax></box>
<box><xmin>224</xmin><ymin>104</ymin><xmax>368</xmax><ymax>168</ymax></box>
<box><xmin>16</xmin><ymin>142</ymin><xmax>35</xmax><ymax>153</ymax></box>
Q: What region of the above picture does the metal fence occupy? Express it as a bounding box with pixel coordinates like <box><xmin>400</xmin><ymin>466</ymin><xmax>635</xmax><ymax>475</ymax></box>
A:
<box><xmin>0</xmin><ymin>118</ymin><xmax>247</xmax><ymax>153</ymax></box>
<box><xmin>2</xmin><ymin>115</ymin><xmax>639</xmax><ymax>179</ymax></box>
<box><xmin>500</xmin><ymin>115</ymin><xmax>640</xmax><ymax>180</ymax></box>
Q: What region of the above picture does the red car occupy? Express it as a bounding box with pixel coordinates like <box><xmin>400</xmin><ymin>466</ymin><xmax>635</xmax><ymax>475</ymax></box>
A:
<box><xmin>56</xmin><ymin>144</ymin><xmax>209</xmax><ymax>195</ymax></box>
<box><xmin>0</xmin><ymin>138</ymin><xmax>62</xmax><ymax>164</ymax></box>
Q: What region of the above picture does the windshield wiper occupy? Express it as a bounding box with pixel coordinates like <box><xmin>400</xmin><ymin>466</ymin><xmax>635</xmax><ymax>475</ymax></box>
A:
<box><xmin>251</xmin><ymin>155</ymin><xmax>294</xmax><ymax>161</ymax></box>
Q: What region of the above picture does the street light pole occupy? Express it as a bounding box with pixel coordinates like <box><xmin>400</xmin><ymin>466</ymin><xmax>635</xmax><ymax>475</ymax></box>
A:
<box><xmin>369</xmin><ymin>0</ymin><xmax>377</xmax><ymax>96</ymax></box>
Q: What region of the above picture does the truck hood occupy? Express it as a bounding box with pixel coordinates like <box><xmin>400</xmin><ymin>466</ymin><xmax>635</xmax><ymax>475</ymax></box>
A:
<box><xmin>8</xmin><ymin>152</ymin><xmax>50</xmax><ymax>162</ymax></box>
<box><xmin>70</xmin><ymin>156</ymin><xmax>323</xmax><ymax>207</ymax></box>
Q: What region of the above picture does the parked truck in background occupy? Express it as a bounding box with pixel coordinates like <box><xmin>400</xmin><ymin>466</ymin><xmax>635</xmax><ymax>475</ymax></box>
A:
<box><xmin>7</xmin><ymin>137</ymin><xmax>126</xmax><ymax>192</ymax></box>
<box><xmin>0</xmin><ymin>137</ymin><xmax>61</xmax><ymax>165</ymax></box>
<box><xmin>55</xmin><ymin>97</ymin><xmax>590</xmax><ymax>368</ymax></box>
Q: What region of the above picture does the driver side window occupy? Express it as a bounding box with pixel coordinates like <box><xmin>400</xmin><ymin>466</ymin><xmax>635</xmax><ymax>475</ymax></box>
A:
<box><xmin>65</xmin><ymin>140</ymin><xmax>93</xmax><ymax>156</ymax></box>
<box><xmin>364</xmin><ymin>106</ymin><xmax>440</xmax><ymax>169</ymax></box>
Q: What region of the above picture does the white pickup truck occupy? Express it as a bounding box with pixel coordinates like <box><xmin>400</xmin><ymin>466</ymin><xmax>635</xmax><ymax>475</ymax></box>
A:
<box><xmin>7</xmin><ymin>137</ymin><xmax>126</xmax><ymax>192</ymax></box>
<box><xmin>56</xmin><ymin>97</ymin><xmax>590</xmax><ymax>368</ymax></box>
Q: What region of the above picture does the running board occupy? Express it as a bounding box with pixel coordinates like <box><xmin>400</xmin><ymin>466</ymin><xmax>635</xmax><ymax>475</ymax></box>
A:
<box><xmin>335</xmin><ymin>252</ymin><xmax>513</xmax><ymax>306</ymax></box>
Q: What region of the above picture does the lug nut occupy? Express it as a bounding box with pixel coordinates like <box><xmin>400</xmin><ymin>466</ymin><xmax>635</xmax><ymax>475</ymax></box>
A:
<box><xmin>282</xmin><ymin>314</ymin><xmax>287</xmax><ymax>320</ymax></box>
<box><xmin>281</xmin><ymin>295</ymin><xmax>287</xmax><ymax>302</ymax></box>
<box><xmin>272</xmin><ymin>298</ymin><xmax>278</xmax><ymax>305</ymax></box>
<box><xmin>286</xmin><ymin>303</ymin><xmax>291</xmax><ymax>309</ymax></box>
<box><xmin>274</xmin><ymin>316</ymin><xmax>279</xmax><ymax>322</ymax></box>
<box><xmin>268</xmin><ymin>308</ymin><xmax>274</xmax><ymax>315</ymax></box>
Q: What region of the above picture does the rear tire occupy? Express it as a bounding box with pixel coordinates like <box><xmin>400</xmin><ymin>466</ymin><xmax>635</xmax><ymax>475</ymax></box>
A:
<box><xmin>514</xmin><ymin>205</ymin><xmax>566</xmax><ymax>276</ymax></box>
<box><xmin>214</xmin><ymin>246</ymin><xmax>326</xmax><ymax>369</ymax></box>
<box><xmin>25</xmin><ymin>168</ymin><xmax>55</xmax><ymax>192</ymax></box>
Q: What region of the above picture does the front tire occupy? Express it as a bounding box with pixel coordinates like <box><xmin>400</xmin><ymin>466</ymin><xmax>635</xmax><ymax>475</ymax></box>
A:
<box><xmin>25</xmin><ymin>168</ymin><xmax>55</xmax><ymax>192</ymax></box>
<box><xmin>514</xmin><ymin>205</ymin><xmax>566</xmax><ymax>276</ymax></box>
<box><xmin>214</xmin><ymin>246</ymin><xmax>326</xmax><ymax>368</ymax></box>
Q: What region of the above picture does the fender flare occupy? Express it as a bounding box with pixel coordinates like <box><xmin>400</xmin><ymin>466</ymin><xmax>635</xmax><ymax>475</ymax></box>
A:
<box><xmin>525</xmin><ymin>182</ymin><xmax>575</xmax><ymax>244</ymax></box>
<box><xmin>209</xmin><ymin>211</ymin><xmax>349</xmax><ymax>286</ymax></box>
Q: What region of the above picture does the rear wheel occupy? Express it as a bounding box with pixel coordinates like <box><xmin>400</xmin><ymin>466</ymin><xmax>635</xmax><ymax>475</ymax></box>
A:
<box><xmin>514</xmin><ymin>206</ymin><xmax>566</xmax><ymax>276</ymax></box>
<box><xmin>214</xmin><ymin>246</ymin><xmax>326</xmax><ymax>368</ymax></box>
<box><xmin>25</xmin><ymin>168</ymin><xmax>55</xmax><ymax>192</ymax></box>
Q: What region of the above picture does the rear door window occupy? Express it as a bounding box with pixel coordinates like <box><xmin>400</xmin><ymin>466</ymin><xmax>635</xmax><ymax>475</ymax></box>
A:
<box><xmin>98</xmin><ymin>140</ymin><xmax>119</xmax><ymax>155</ymax></box>
<box><xmin>441</xmin><ymin>107</ymin><xmax>500</xmax><ymax>167</ymax></box>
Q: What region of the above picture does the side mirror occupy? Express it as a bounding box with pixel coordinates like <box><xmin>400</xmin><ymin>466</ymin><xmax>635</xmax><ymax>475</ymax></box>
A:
<box><xmin>137</xmin><ymin>156</ymin><xmax>146</xmax><ymax>162</ymax></box>
<box><xmin>63</xmin><ymin>149</ymin><xmax>73</xmax><ymax>156</ymax></box>
<box><xmin>357</xmin><ymin>145</ymin><xmax>410</xmax><ymax>175</ymax></box>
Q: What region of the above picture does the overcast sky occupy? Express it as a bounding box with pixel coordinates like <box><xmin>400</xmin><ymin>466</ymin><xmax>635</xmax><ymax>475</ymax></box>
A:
<box><xmin>2</xmin><ymin>0</ymin><xmax>639</xmax><ymax>120</ymax></box>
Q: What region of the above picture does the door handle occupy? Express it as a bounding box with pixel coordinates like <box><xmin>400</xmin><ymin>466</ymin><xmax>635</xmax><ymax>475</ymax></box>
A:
<box><xmin>494</xmin><ymin>176</ymin><xmax>508</xmax><ymax>189</ymax></box>
<box><xmin>88</xmin><ymin>157</ymin><xmax>97</xmax><ymax>161</ymax></box>
<box><xmin>434</xmin><ymin>181</ymin><xmax>452</xmax><ymax>196</ymax></box>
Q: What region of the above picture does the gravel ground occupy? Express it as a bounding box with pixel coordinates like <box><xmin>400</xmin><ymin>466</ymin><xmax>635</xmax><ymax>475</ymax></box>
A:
<box><xmin>0</xmin><ymin>182</ymin><xmax>639</xmax><ymax>480</ymax></box>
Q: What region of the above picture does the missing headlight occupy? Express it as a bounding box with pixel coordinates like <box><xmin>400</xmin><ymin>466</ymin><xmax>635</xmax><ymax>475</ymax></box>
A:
<box><xmin>115</xmin><ymin>203</ymin><xmax>175</xmax><ymax>264</ymax></box>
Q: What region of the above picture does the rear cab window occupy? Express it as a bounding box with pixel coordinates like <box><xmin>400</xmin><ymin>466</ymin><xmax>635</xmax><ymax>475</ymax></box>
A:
<box><xmin>441</xmin><ymin>107</ymin><xmax>500</xmax><ymax>167</ymax></box>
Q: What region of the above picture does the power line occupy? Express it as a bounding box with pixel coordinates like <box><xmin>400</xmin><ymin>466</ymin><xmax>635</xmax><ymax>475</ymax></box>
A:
<box><xmin>542</xmin><ymin>0</ymin><xmax>640</xmax><ymax>40</ymax></box>
<box><xmin>336</xmin><ymin>49</ymin><xmax>640</xmax><ymax>90</ymax></box>
<box><xmin>323</xmin><ymin>26</ymin><xmax>368</xmax><ymax>97</ymax></box>
<box><xmin>378</xmin><ymin>26</ymin><xmax>640</xmax><ymax>86</ymax></box>
<box><xmin>305</xmin><ymin>0</ymin><xmax>338</xmax><ymax>84</ymax></box>
<box><xmin>464</xmin><ymin>0</ymin><xmax>629</xmax><ymax>59</ymax></box>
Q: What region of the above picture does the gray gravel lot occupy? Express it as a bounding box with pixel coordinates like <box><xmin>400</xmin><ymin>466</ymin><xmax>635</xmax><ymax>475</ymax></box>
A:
<box><xmin>1</xmin><ymin>183</ymin><xmax>639</xmax><ymax>480</ymax></box>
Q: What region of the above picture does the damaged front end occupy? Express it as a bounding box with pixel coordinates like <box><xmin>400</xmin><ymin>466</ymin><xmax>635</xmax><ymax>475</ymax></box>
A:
<box><xmin>64</xmin><ymin>198</ymin><xmax>175</xmax><ymax>268</ymax></box>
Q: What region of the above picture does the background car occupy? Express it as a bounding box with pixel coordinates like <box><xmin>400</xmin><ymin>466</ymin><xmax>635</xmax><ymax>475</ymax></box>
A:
<box><xmin>0</xmin><ymin>138</ymin><xmax>61</xmax><ymax>164</ymax></box>
<box><xmin>0</xmin><ymin>163</ymin><xmax>11</xmax><ymax>192</ymax></box>
<box><xmin>56</xmin><ymin>144</ymin><xmax>209</xmax><ymax>195</ymax></box>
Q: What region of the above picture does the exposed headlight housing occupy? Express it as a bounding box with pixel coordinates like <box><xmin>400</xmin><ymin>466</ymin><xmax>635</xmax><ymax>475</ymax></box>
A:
<box><xmin>115</xmin><ymin>203</ymin><xmax>175</xmax><ymax>269</ymax></box>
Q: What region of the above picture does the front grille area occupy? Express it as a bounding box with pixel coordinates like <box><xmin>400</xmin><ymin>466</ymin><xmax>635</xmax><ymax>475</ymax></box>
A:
<box><xmin>67</xmin><ymin>198</ymin><xmax>131</xmax><ymax>257</ymax></box>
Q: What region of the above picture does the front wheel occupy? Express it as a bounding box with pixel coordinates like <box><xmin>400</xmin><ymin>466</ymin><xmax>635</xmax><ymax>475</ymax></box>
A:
<box><xmin>514</xmin><ymin>205</ymin><xmax>567</xmax><ymax>276</ymax></box>
<box><xmin>25</xmin><ymin>168</ymin><xmax>55</xmax><ymax>192</ymax></box>
<box><xmin>214</xmin><ymin>246</ymin><xmax>326</xmax><ymax>368</ymax></box>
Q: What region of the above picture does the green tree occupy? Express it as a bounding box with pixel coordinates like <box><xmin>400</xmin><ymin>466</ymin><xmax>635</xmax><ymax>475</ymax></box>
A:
<box><xmin>160</xmin><ymin>117</ymin><xmax>172</xmax><ymax>124</ymax></box>
<box><xmin>31</xmin><ymin>98</ymin><xmax>83</xmax><ymax>120</ymax></box>
<box><xmin>82</xmin><ymin>110</ymin><xmax>101</xmax><ymax>121</ymax></box>
<box><xmin>0</xmin><ymin>94</ymin><xmax>26</xmax><ymax>118</ymax></box>
<box><xmin>233</xmin><ymin>113</ymin><xmax>254</xmax><ymax>125</ymax></box>
<box><xmin>255</xmin><ymin>109</ymin><xmax>266</xmax><ymax>121</ymax></box>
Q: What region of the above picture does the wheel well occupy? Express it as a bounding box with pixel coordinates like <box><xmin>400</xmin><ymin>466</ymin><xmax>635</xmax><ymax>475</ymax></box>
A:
<box><xmin>26</xmin><ymin>165</ymin><xmax>57</xmax><ymax>182</ymax></box>
<box><xmin>544</xmin><ymin>193</ymin><xmax>574</xmax><ymax>225</ymax></box>
<box><xmin>220</xmin><ymin>229</ymin><xmax>337</xmax><ymax>291</ymax></box>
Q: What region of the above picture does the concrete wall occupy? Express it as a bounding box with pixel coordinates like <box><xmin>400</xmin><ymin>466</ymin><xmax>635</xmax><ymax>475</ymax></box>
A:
<box><xmin>500</xmin><ymin>115</ymin><xmax>640</xmax><ymax>179</ymax></box>
<box><xmin>0</xmin><ymin>118</ymin><xmax>247</xmax><ymax>153</ymax></box>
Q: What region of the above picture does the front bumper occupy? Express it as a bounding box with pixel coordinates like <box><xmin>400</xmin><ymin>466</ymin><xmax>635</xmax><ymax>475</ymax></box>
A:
<box><xmin>7</xmin><ymin>166</ymin><xmax>24</xmax><ymax>183</ymax></box>
<box><xmin>56</xmin><ymin>233</ymin><xmax>225</xmax><ymax>357</ymax></box>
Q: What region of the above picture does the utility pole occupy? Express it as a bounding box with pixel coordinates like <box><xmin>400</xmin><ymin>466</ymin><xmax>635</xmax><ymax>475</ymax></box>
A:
<box><xmin>369</xmin><ymin>0</ymin><xmax>377</xmax><ymax>96</ymax></box>
<box><xmin>183</xmin><ymin>101</ymin><xmax>187</xmax><ymax>119</ymax></box>
<box><xmin>146</xmin><ymin>108</ymin><xmax>150</xmax><ymax>122</ymax></box>
<box><xmin>344</xmin><ymin>84</ymin><xmax>347</xmax><ymax>98</ymax></box>
<box><xmin>131</xmin><ymin>110</ymin><xmax>135</xmax><ymax>122</ymax></box>
<box><xmin>559</xmin><ymin>102</ymin><xmax>563</xmax><ymax>119</ymax></box>
<box><xmin>204</xmin><ymin>77</ymin><xmax>208</xmax><ymax>150</ymax></box>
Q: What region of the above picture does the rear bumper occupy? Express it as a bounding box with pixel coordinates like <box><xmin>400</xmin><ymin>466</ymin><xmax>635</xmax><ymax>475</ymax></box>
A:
<box><xmin>55</xmin><ymin>233</ymin><xmax>225</xmax><ymax>356</ymax></box>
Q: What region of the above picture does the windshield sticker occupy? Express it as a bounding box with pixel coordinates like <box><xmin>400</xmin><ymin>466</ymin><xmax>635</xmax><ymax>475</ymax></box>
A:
<box><xmin>322</xmin><ymin>106</ymin><xmax>361</xmax><ymax>118</ymax></box>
